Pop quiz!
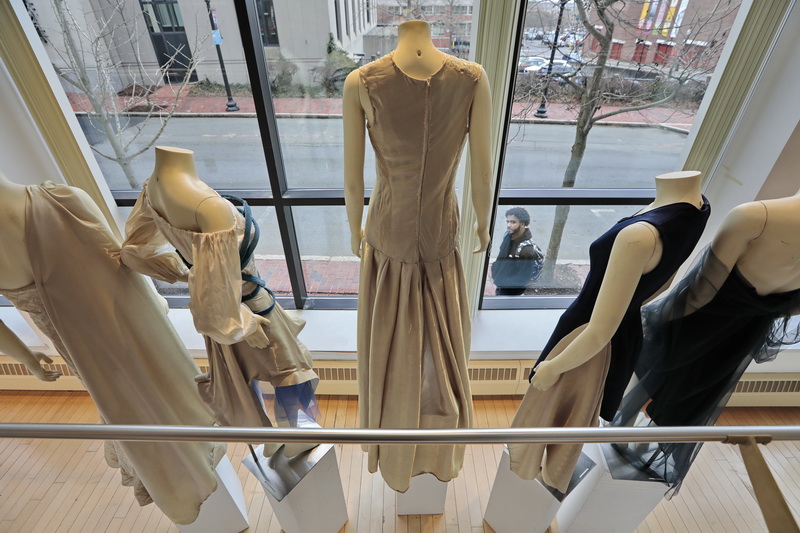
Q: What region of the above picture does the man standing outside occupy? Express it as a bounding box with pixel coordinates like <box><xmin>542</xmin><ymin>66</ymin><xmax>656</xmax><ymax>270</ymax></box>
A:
<box><xmin>491</xmin><ymin>207</ymin><xmax>544</xmax><ymax>295</ymax></box>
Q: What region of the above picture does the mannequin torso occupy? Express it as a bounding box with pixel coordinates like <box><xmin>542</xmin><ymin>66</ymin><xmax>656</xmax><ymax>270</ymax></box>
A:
<box><xmin>717</xmin><ymin>194</ymin><xmax>800</xmax><ymax>295</ymax></box>
<box><xmin>145</xmin><ymin>147</ymin><xmax>234</xmax><ymax>235</ymax></box>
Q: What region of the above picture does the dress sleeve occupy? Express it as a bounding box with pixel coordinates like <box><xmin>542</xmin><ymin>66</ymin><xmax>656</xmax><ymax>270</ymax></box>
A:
<box><xmin>188</xmin><ymin>229</ymin><xmax>259</xmax><ymax>345</ymax></box>
<box><xmin>120</xmin><ymin>190</ymin><xmax>190</xmax><ymax>283</ymax></box>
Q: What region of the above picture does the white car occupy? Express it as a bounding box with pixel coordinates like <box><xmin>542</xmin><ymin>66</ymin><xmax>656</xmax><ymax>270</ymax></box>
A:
<box><xmin>524</xmin><ymin>59</ymin><xmax>567</xmax><ymax>75</ymax></box>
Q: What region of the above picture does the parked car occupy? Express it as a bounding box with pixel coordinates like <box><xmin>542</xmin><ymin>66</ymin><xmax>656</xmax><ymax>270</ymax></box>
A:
<box><xmin>535</xmin><ymin>61</ymin><xmax>587</xmax><ymax>85</ymax></box>
<box><xmin>518</xmin><ymin>56</ymin><xmax>547</xmax><ymax>73</ymax></box>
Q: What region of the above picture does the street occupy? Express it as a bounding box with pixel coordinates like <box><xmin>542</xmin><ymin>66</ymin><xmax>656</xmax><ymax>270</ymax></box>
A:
<box><xmin>97</xmin><ymin>116</ymin><xmax>687</xmax><ymax>261</ymax></box>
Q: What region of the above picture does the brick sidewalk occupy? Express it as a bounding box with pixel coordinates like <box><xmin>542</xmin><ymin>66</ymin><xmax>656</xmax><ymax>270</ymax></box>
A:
<box><xmin>69</xmin><ymin>86</ymin><xmax>696</xmax><ymax>127</ymax></box>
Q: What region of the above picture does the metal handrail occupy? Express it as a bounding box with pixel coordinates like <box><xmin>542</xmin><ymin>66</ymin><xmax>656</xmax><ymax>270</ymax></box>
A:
<box><xmin>1</xmin><ymin>423</ymin><xmax>799</xmax><ymax>444</ymax></box>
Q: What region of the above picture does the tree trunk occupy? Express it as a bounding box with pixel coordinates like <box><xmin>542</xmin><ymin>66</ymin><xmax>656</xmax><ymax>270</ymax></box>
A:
<box><xmin>540</xmin><ymin>2</ymin><xmax>613</xmax><ymax>282</ymax></box>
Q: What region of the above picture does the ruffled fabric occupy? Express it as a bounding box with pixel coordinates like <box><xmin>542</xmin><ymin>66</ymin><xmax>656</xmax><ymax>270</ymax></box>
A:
<box><xmin>121</xmin><ymin>180</ymin><xmax>319</xmax><ymax>430</ymax></box>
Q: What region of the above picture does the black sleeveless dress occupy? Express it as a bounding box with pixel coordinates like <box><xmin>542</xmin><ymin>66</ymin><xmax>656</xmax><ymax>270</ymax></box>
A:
<box><xmin>508</xmin><ymin>198</ymin><xmax>710</xmax><ymax>492</ymax></box>
<box><xmin>612</xmin><ymin>247</ymin><xmax>800</xmax><ymax>490</ymax></box>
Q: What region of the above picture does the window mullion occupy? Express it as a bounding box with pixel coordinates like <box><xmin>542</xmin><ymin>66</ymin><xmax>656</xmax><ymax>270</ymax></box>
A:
<box><xmin>232</xmin><ymin>0</ymin><xmax>307</xmax><ymax>309</ymax></box>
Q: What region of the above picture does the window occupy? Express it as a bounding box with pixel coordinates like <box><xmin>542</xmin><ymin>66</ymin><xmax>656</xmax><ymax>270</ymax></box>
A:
<box><xmin>494</xmin><ymin>0</ymin><xmax>742</xmax><ymax>309</ymax></box>
<box><xmin>452</xmin><ymin>5</ymin><xmax>473</xmax><ymax>15</ymax></box>
<box><xmin>257</xmin><ymin>0</ymin><xmax>280</xmax><ymax>46</ymax></box>
<box><xmin>24</xmin><ymin>0</ymin><xmax>744</xmax><ymax>312</ymax></box>
<box><xmin>632</xmin><ymin>40</ymin><xmax>651</xmax><ymax>63</ymax></box>
<box><xmin>610</xmin><ymin>40</ymin><xmax>624</xmax><ymax>60</ymax></box>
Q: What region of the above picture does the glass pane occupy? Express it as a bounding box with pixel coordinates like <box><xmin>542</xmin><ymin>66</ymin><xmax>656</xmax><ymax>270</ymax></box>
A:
<box><xmin>267</xmin><ymin>0</ymin><xmax>478</xmax><ymax>189</ymax></box>
<box><xmin>484</xmin><ymin>204</ymin><xmax>642</xmax><ymax>298</ymax></box>
<box><xmin>294</xmin><ymin>206</ymin><xmax>362</xmax><ymax>298</ymax></box>
<box><xmin>510</xmin><ymin>0</ymin><xmax>742</xmax><ymax>189</ymax></box>
<box><xmin>33</xmin><ymin>0</ymin><xmax>270</xmax><ymax>191</ymax></box>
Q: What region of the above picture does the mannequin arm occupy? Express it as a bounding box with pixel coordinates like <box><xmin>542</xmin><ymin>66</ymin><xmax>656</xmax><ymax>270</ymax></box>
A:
<box><xmin>531</xmin><ymin>222</ymin><xmax>659</xmax><ymax>390</ymax></box>
<box><xmin>469</xmin><ymin>69</ymin><xmax>493</xmax><ymax>253</ymax></box>
<box><xmin>0</xmin><ymin>321</ymin><xmax>60</xmax><ymax>382</ymax></box>
<box><xmin>343</xmin><ymin>70</ymin><xmax>367</xmax><ymax>258</ymax></box>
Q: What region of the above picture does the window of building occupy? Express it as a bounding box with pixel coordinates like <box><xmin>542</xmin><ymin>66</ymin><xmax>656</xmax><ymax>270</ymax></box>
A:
<box><xmin>609</xmin><ymin>40</ymin><xmax>624</xmax><ymax>60</ymax></box>
<box><xmin>334</xmin><ymin>0</ymin><xmax>342</xmax><ymax>41</ymax></box>
<box><xmin>257</xmin><ymin>0</ymin><xmax>280</xmax><ymax>46</ymax></box>
<box><xmin>632</xmin><ymin>40</ymin><xmax>651</xmax><ymax>63</ymax></box>
<box><xmin>452</xmin><ymin>5</ymin><xmax>473</xmax><ymax>15</ymax></box>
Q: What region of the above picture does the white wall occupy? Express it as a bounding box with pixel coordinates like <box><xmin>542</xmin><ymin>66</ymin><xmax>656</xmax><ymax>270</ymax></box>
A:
<box><xmin>0</xmin><ymin>59</ymin><xmax>65</xmax><ymax>185</ymax></box>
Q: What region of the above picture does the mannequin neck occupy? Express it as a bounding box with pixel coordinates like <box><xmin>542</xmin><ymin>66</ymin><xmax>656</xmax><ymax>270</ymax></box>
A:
<box><xmin>392</xmin><ymin>21</ymin><xmax>446</xmax><ymax>79</ymax></box>
<box><xmin>651</xmin><ymin>170</ymin><xmax>703</xmax><ymax>209</ymax></box>
<box><xmin>150</xmin><ymin>146</ymin><xmax>199</xmax><ymax>184</ymax></box>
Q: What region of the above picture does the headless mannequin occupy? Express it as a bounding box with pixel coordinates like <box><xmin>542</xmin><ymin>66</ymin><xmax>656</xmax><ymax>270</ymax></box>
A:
<box><xmin>144</xmin><ymin>146</ymin><xmax>316</xmax><ymax>456</ymax></box>
<box><xmin>531</xmin><ymin>171</ymin><xmax>704</xmax><ymax>391</ymax></box>
<box><xmin>342</xmin><ymin>20</ymin><xmax>493</xmax><ymax>255</ymax></box>
<box><xmin>145</xmin><ymin>147</ymin><xmax>271</xmax><ymax>349</ymax></box>
<box><xmin>630</xmin><ymin>185</ymin><xmax>800</xmax><ymax>436</ymax></box>
<box><xmin>0</xmin><ymin>173</ymin><xmax>61</xmax><ymax>381</ymax></box>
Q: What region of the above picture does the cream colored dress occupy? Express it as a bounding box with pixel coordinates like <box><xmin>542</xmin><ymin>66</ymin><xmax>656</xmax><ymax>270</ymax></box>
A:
<box><xmin>357</xmin><ymin>53</ymin><xmax>480</xmax><ymax>492</ymax></box>
<box><xmin>121</xmin><ymin>181</ymin><xmax>318</xmax><ymax>428</ymax></box>
<box><xmin>0</xmin><ymin>182</ymin><xmax>225</xmax><ymax>525</ymax></box>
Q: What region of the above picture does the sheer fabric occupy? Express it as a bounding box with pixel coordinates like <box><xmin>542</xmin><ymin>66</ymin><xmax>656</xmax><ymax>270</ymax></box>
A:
<box><xmin>612</xmin><ymin>247</ymin><xmax>800</xmax><ymax>490</ymax></box>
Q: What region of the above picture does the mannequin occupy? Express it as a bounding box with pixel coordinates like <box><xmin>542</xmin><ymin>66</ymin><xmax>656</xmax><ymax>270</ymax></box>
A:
<box><xmin>612</xmin><ymin>190</ymin><xmax>800</xmax><ymax>488</ymax></box>
<box><xmin>0</xmin><ymin>175</ymin><xmax>59</xmax><ymax>381</ymax></box>
<box><xmin>0</xmin><ymin>171</ymin><xmax>225</xmax><ymax>525</ymax></box>
<box><xmin>342</xmin><ymin>20</ymin><xmax>492</xmax><ymax>492</ymax></box>
<box><xmin>121</xmin><ymin>146</ymin><xmax>319</xmax><ymax>457</ymax></box>
<box><xmin>508</xmin><ymin>171</ymin><xmax>710</xmax><ymax>493</ymax></box>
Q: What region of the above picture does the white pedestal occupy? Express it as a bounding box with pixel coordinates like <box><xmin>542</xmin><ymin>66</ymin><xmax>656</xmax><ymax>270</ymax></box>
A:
<box><xmin>177</xmin><ymin>456</ymin><xmax>249</xmax><ymax>533</ymax></box>
<box><xmin>396</xmin><ymin>473</ymin><xmax>448</xmax><ymax>515</ymax></box>
<box><xmin>556</xmin><ymin>444</ymin><xmax>668</xmax><ymax>533</ymax></box>
<box><xmin>243</xmin><ymin>443</ymin><xmax>347</xmax><ymax>533</ymax></box>
<box><xmin>483</xmin><ymin>449</ymin><xmax>563</xmax><ymax>533</ymax></box>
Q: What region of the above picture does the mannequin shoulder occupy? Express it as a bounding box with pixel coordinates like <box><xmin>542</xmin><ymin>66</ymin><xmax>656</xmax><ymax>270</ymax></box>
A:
<box><xmin>343</xmin><ymin>69</ymin><xmax>363</xmax><ymax>95</ymax></box>
<box><xmin>718</xmin><ymin>201</ymin><xmax>767</xmax><ymax>239</ymax></box>
<box><xmin>195</xmin><ymin>197</ymin><xmax>235</xmax><ymax>233</ymax></box>
<box><xmin>449</xmin><ymin>57</ymin><xmax>486</xmax><ymax>82</ymax></box>
<box><xmin>615</xmin><ymin>222</ymin><xmax>659</xmax><ymax>255</ymax></box>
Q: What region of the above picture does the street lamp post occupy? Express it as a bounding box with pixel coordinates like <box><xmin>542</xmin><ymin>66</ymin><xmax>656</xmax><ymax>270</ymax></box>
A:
<box><xmin>205</xmin><ymin>0</ymin><xmax>239</xmax><ymax>112</ymax></box>
<box><xmin>534</xmin><ymin>0</ymin><xmax>567</xmax><ymax>119</ymax></box>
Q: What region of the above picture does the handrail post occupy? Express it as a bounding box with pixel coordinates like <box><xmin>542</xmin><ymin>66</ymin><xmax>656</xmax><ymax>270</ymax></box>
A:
<box><xmin>726</xmin><ymin>435</ymin><xmax>800</xmax><ymax>533</ymax></box>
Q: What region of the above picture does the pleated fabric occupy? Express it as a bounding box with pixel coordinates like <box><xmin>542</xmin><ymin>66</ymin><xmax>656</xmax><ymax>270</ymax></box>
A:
<box><xmin>5</xmin><ymin>183</ymin><xmax>225</xmax><ymax>525</ymax></box>
<box><xmin>357</xmin><ymin>53</ymin><xmax>482</xmax><ymax>492</ymax></box>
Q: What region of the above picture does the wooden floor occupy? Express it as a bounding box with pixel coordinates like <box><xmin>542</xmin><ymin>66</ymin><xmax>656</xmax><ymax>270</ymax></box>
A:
<box><xmin>0</xmin><ymin>392</ymin><xmax>799</xmax><ymax>532</ymax></box>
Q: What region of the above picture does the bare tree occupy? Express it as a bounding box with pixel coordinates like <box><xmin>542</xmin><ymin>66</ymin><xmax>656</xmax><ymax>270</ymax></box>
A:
<box><xmin>519</xmin><ymin>0</ymin><xmax>739</xmax><ymax>280</ymax></box>
<box><xmin>46</xmin><ymin>0</ymin><xmax>202</xmax><ymax>188</ymax></box>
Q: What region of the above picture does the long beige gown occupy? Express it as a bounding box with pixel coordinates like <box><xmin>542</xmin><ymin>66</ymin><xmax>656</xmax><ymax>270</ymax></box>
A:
<box><xmin>121</xmin><ymin>181</ymin><xmax>318</xmax><ymax>428</ymax></box>
<box><xmin>357</xmin><ymin>52</ymin><xmax>480</xmax><ymax>492</ymax></box>
<box><xmin>0</xmin><ymin>183</ymin><xmax>225</xmax><ymax>525</ymax></box>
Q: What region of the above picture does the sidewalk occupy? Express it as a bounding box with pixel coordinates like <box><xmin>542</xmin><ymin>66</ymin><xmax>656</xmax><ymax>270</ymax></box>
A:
<box><xmin>68</xmin><ymin>85</ymin><xmax>696</xmax><ymax>128</ymax></box>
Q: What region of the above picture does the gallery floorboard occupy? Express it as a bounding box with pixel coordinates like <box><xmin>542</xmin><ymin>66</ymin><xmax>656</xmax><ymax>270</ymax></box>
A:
<box><xmin>0</xmin><ymin>392</ymin><xmax>798</xmax><ymax>532</ymax></box>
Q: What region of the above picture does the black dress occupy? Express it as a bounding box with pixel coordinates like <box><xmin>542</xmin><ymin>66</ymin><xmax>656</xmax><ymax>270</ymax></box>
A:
<box><xmin>509</xmin><ymin>198</ymin><xmax>711</xmax><ymax>492</ymax></box>
<box><xmin>612</xmin><ymin>247</ymin><xmax>800</xmax><ymax>489</ymax></box>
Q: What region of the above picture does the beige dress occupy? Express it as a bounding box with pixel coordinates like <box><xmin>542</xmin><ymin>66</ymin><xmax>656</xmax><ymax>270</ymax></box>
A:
<box><xmin>121</xmin><ymin>181</ymin><xmax>318</xmax><ymax>428</ymax></box>
<box><xmin>357</xmin><ymin>53</ymin><xmax>480</xmax><ymax>492</ymax></box>
<box><xmin>0</xmin><ymin>183</ymin><xmax>225</xmax><ymax>525</ymax></box>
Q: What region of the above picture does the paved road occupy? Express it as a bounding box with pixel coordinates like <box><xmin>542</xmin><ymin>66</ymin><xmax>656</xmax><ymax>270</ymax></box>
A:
<box><xmin>96</xmin><ymin>116</ymin><xmax>687</xmax><ymax>260</ymax></box>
